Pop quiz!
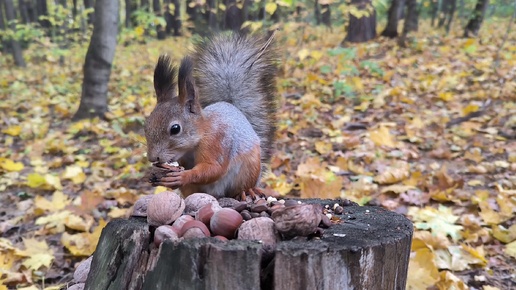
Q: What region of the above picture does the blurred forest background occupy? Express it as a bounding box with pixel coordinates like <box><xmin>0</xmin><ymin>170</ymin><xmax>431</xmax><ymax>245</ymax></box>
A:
<box><xmin>0</xmin><ymin>0</ymin><xmax>515</xmax><ymax>289</ymax></box>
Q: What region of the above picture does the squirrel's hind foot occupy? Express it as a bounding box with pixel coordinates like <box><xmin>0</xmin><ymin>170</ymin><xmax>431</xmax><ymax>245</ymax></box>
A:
<box><xmin>238</xmin><ymin>187</ymin><xmax>266</xmax><ymax>201</ymax></box>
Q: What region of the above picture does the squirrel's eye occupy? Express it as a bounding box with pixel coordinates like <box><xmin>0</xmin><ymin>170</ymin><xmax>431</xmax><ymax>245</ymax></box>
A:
<box><xmin>169</xmin><ymin>124</ymin><xmax>181</xmax><ymax>135</ymax></box>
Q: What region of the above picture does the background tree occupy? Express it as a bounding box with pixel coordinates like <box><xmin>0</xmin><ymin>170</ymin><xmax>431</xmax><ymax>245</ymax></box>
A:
<box><xmin>344</xmin><ymin>0</ymin><xmax>376</xmax><ymax>43</ymax></box>
<box><xmin>74</xmin><ymin>0</ymin><xmax>119</xmax><ymax>120</ymax></box>
<box><xmin>464</xmin><ymin>0</ymin><xmax>489</xmax><ymax>37</ymax></box>
<box><xmin>399</xmin><ymin>0</ymin><xmax>419</xmax><ymax>46</ymax></box>
<box><xmin>2</xmin><ymin>0</ymin><xmax>26</xmax><ymax>66</ymax></box>
<box><xmin>381</xmin><ymin>0</ymin><xmax>405</xmax><ymax>38</ymax></box>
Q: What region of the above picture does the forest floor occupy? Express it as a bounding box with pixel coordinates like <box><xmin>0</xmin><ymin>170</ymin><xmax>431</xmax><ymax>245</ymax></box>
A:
<box><xmin>0</xmin><ymin>21</ymin><xmax>515</xmax><ymax>289</ymax></box>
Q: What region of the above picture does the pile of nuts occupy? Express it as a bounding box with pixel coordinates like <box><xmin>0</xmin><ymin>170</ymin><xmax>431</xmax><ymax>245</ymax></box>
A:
<box><xmin>132</xmin><ymin>191</ymin><xmax>344</xmax><ymax>247</ymax></box>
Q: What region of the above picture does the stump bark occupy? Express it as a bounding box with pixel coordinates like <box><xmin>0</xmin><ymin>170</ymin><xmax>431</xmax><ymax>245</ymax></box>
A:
<box><xmin>84</xmin><ymin>200</ymin><xmax>413</xmax><ymax>290</ymax></box>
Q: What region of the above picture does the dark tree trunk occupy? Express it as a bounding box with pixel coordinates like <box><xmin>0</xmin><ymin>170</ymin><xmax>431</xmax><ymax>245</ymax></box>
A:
<box><xmin>0</xmin><ymin>0</ymin><xmax>8</xmax><ymax>54</ymax></box>
<box><xmin>18</xmin><ymin>0</ymin><xmax>30</xmax><ymax>23</ymax></box>
<box><xmin>314</xmin><ymin>0</ymin><xmax>321</xmax><ymax>24</ymax></box>
<box><xmin>72</xmin><ymin>0</ymin><xmax>78</xmax><ymax>18</ymax></box>
<box><xmin>444</xmin><ymin>0</ymin><xmax>456</xmax><ymax>33</ymax></box>
<box><xmin>381</xmin><ymin>0</ymin><xmax>405</xmax><ymax>38</ymax></box>
<box><xmin>464</xmin><ymin>0</ymin><xmax>489</xmax><ymax>37</ymax></box>
<box><xmin>152</xmin><ymin>0</ymin><xmax>166</xmax><ymax>39</ymax></box>
<box><xmin>172</xmin><ymin>0</ymin><xmax>181</xmax><ymax>35</ymax></box>
<box><xmin>344</xmin><ymin>0</ymin><xmax>376</xmax><ymax>43</ymax></box>
<box><xmin>125</xmin><ymin>0</ymin><xmax>138</xmax><ymax>27</ymax></box>
<box><xmin>242</xmin><ymin>0</ymin><xmax>251</xmax><ymax>23</ymax></box>
<box><xmin>438</xmin><ymin>0</ymin><xmax>451</xmax><ymax>27</ymax></box>
<box><xmin>152</xmin><ymin>0</ymin><xmax>161</xmax><ymax>12</ymax></box>
<box><xmin>58</xmin><ymin>0</ymin><xmax>67</xmax><ymax>8</ymax></box>
<box><xmin>431</xmin><ymin>0</ymin><xmax>439</xmax><ymax>26</ymax></box>
<box><xmin>164</xmin><ymin>0</ymin><xmax>173</xmax><ymax>34</ymax></box>
<box><xmin>36</xmin><ymin>0</ymin><xmax>50</xmax><ymax>28</ymax></box>
<box><xmin>74</xmin><ymin>0</ymin><xmax>119</xmax><ymax>120</ymax></box>
<box><xmin>321</xmin><ymin>4</ymin><xmax>331</xmax><ymax>27</ymax></box>
<box><xmin>225</xmin><ymin>0</ymin><xmax>242</xmax><ymax>30</ymax></box>
<box><xmin>84</xmin><ymin>0</ymin><xmax>95</xmax><ymax>24</ymax></box>
<box><xmin>206</xmin><ymin>0</ymin><xmax>217</xmax><ymax>30</ymax></box>
<box><xmin>3</xmin><ymin>0</ymin><xmax>26</xmax><ymax>67</ymax></box>
<box><xmin>26</xmin><ymin>0</ymin><xmax>37</xmax><ymax>23</ymax></box>
<box><xmin>399</xmin><ymin>0</ymin><xmax>418</xmax><ymax>46</ymax></box>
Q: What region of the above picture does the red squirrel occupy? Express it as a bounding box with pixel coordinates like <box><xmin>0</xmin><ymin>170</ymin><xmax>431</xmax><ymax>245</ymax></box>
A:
<box><xmin>144</xmin><ymin>32</ymin><xmax>278</xmax><ymax>199</ymax></box>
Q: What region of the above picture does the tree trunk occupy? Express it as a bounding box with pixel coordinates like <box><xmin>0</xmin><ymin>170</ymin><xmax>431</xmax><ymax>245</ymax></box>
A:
<box><xmin>74</xmin><ymin>0</ymin><xmax>119</xmax><ymax>120</ymax></box>
<box><xmin>206</xmin><ymin>0</ymin><xmax>217</xmax><ymax>30</ymax></box>
<box><xmin>152</xmin><ymin>0</ymin><xmax>166</xmax><ymax>39</ymax></box>
<box><xmin>0</xmin><ymin>0</ymin><xmax>8</xmax><ymax>54</ymax></box>
<box><xmin>3</xmin><ymin>0</ymin><xmax>26</xmax><ymax>67</ymax></box>
<box><xmin>444</xmin><ymin>0</ymin><xmax>456</xmax><ymax>33</ymax></box>
<box><xmin>225</xmin><ymin>0</ymin><xmax>242</xmax><ymax>30</ymax></box>
<box><xmin>464</xmin><ymin>0</ymin><xmax>489</xmax><ymax>37</ymax></box>
<box><xmin>18</xmin><ymin>0</ymin><xmax>30</xmax><ymax>23</ymax></box>
<box><xmin>399</xmin><ymin>0</ymin><xmax>418</xmax><ymax>46</ymax></box>
<box><xmin>321</xmin><ymin>4</ymin><xmax>331</xmax><ymax>27</ymax></box>
<box><xmin>141</xmin><ymin>0</ymin><xmax>150</xmax><ymax>10</ymax></box>
<box><xmin>72</xmin><ymin>0</ymin><xmax>78</xmax><ymax>18</ymax></box>
<box><xmin>36</xmin><ymin>0</ymin><xmax>50</xmax><ymax>28</ymax></box>
<box><xmin>438</xmin><ymin>0</ymin><xmax>451</xmax><ymax>27</ymax></box>
<box><xmin>242</xmin><ymin>0</ymin><xmax>251</xmax><ymax>23</ymax></box>
<box><xmin>381</xmin><ymin>0</ymin><xmax>405</xmax><ymax>38</ymax></box>
<box><xmin>125</xmin><ymin>0</ymin><xmax>137</xmax><ymax>27</ymax></box>
<box><xmin>431</xmin><ymin>0</ymin><xmax>439</xmax><ymax>26</ymax></box>
<box><xmin>314</xmin><ymin>0</ymin><xmax>321</xmax><ymax>24</ymax></box>
<box><xmin>172</xmin><ymin>0</ymin><xmax>181</xmax><ymax>35</ymax></box>
<box><xmin>344</xmin><ymin>0</ymin><xmax>376</xmax><ymax>43</ymax></box>
<box><xmin>85</xmin><ymin>202</ymin><xmax>413</xmax><ymax>290</ymax></box>
<box><xmin>153</xmin><ymin>0</ymin><xmax>161</xmax><ymax>12</ymax></box>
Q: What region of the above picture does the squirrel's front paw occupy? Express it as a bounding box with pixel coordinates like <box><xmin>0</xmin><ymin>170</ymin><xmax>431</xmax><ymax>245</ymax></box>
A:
<box><xmin>153</xmin><ymin>171</ymin><xmax>187</xmax><ymax>189</ymax></box>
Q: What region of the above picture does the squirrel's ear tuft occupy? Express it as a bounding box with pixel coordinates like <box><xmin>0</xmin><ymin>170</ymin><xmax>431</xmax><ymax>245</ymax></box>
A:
<box><xmin>154</xmin><ymin>54</ymin><xmax>177</xmax><ymax>103</ymax></box>
<box><xmin>178</xmin><ymin>56</ymin><xmax>201</xmax><ymax>114</ymax></box>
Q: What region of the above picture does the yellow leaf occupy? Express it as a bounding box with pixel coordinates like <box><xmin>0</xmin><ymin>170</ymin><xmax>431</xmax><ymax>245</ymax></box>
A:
<box><xmin>505</xmin><ymin>241</ymin><xmax>516</xmax><ymax>259</ymax></box>
<box><xmin>62</xmin><ymin>219</ymin><xmax>106</xmax><ymax>256</ymax></box>
<box><xmin>154</xmin><ymin>186</ymin><xmax>169</xmax><ymax>194</ymax></box>
<box><xmin>369</xmin><ymin>125</ymin><xmax>396</xmax><ymax>147</ymax></box>
<box><xmin>438</xmin><ymin>92</ymin><xmax>453</xmax><ymax>102</ymax></box>
<box><xmin>26</xmin><ymin>173</ymin><xmax>47</xmax><ymax>188</ymax></box>
<box><xmin>16</xmin><ymin>238</ymin><xmax>54</xmax><ymax>271</ymax></box>
<box><xmin>34</xmin><ymin>191</ymin><xmax>69</xmax><ymax>215</ymax></box>
<box><xmin>265</xmin><ymin>2</ymin><xmax>277</xmax><ymax>15</ymax></box>
<box><xmin>0</xmin><ymin>158</ymin><xmax>24</xmax><ymax>172</ymax></box>
<box><xmin>297</xmin><ymin>48</ymin><xmax>310</xmax><ymax>61</ymax></box>
<box><xmin>35</xmin><ymin>211</ymin><xmax>71</xmax><ymax>233</ymax></box>
<box><xmin>2</xmin><ymin>125</ymin><xmax>21</xmax><ymax>136</ymax></box>
<box><xmin>108</xmin><ymin>207</ymin><xmax>129</xmax><ymax>218</ymax></box>
<box><xmin>62</xmin><ymin>165</ymin><xmax>87</xmax><ymax>184</ymax></box>
<box><xmin>64</xmin><ymin>214</ymin><xmax>93</xmax><ymax>232</ymax></box>
<box><xmin>407</xmin><ymin>247</ymin><xmax>439</xmax><ymax>289</ymax></box>
<box><xmin>352</xmin><ymin>77</ymin><xmax>364</xmax><ymax>93</ymax></box>
<box><xmin>492</xmin><ymin>224</ymin><xmax>516</xmax><ymax>243</ymax></box>
<box><xmin>310</xmin><ymin>50</ymin><xmax>323</xmax><ymax>61</ymax></box>
<box><xmin>462</xmin><ymin>104</ymin><xmax>479</xmax><ymax>115</ymax></box>
<box><xmin>134</xmin><ymin>26</ymin><xmax>145</xmax><ymax>37</ymax></box>
<box><xmin>315</xmin><ymin>141</ymin><xmax>332</xmax><ymax>155</ymax></box>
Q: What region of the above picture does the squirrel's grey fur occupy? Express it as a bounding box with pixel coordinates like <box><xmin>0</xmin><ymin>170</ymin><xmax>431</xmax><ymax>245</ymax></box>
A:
<box><xmin>191</xmin><ymin>32</ymin><xmax>278</xmax><ymax>165</ymax></box>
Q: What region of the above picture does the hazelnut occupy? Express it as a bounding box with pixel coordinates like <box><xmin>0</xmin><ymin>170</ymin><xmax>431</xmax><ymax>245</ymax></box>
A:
<box><xmin>147</xmin><ymin>191</ymin><xmax>185</xmax><ymax>226</ymax></box>
<box><xmin>180</xmin><ymin>220</ymin><xmax>211</xmax><ymax>239</ymax></box>
<box><xmin>238</xmin><ymin>217</ymin><xmax>278</xmax><ymax>247</ymax></box>
<box><xmin>73</xmin><ymin>256</ymin><xmax>92</xmax><ymax>283</ymax></box>
<box><xmin>171</xmin><ymin>215</ymin><xmax>194</xmax><ymax>233</ymax></box>
<box><xmin>210</xmin><ymin>208</ymin><xmax>243</xmax><ymax>239</ymax></box>
<box><xmin>196</xmin><ymin>203</ymin><xmax>221</xmax><ymax>226</ymax></box>
<box><xmin>154</xmin><ymin>225</ymin><xmax>180</xmax><ymax>246</ymax></box>
<box><xmin>184</xmin><ymin>193</ymin><xmax>218</xmax><ymax>216</ymax></box>
<box><xmin>271</xmin><ymin>204</ymin><xmax>322</xmax><ymax>239</ymax></box>
<box><xmin>213</xmin><ymin>235</ymin><xmax>229</xmax><ymax>242</ymax></box>
<box><xmin>131</xmin><ymin>195</ymin><xmax>153</xmax><ymax>217</ymax></box>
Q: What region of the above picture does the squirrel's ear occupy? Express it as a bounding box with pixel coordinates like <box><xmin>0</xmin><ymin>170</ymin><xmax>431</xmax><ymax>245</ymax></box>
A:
<box><xmin>154</xmin><ymin>54</ymin><xmax>177</xmax><ymax>103</ymax></box>
<box><xmin>178</xmin><ymin>56</ymin><xmax>201</xmax><ymax>114</ymax></box>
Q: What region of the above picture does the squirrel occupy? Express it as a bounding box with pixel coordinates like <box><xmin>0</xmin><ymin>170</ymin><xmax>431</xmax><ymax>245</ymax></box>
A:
<box><xmin>144</xmin><ymin>31</ymin><xmax>278</xmax><ymax>199</ymax></box>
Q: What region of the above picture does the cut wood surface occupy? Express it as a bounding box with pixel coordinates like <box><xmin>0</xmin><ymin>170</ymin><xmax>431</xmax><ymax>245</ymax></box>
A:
<box><xmin>84</xmin><ymin>200</ymin><xmax>413</xmax><ymax>290</ymax></box>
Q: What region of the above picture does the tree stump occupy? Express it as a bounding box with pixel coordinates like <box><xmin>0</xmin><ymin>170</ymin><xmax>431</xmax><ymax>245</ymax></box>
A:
<box><xmin>85</xmin><ymin>200</ymin><xmax>413</xmax><ymax>290</ymax></box>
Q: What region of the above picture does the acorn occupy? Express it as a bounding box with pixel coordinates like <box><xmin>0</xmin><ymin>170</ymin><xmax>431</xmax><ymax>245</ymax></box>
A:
<box><xmin>154</xmin><ymin>225</ymin><xmax>180</xmax><ymax>246</ymax></box>
<box><xmin>238</xmin><ymin>217</ymin><xmax>279</xmax><ymax>247</ymax></box>
<box><xmin>180</xmin><ymin>220</ymin><xmax>211</xmax><ymax>239</ymax></box>
<box><xmin>184</xmin><ymin>193</ymin><xmax>218</xmax><ymax>216</ymax></box>
<box><xmin>147</xmin><ymin>191</ymin><xmax>185</xmax><ymax>226</ymax></box>
<box><xmin>171</xmin><ymin>215</ymin><xmax>195</xmax><ymax>233</ymax></box>
<box><xmin>196</xmin><ymin>203</ymin><xmax>221</xmax><ymax>226</ymax></box>
<box><xmin>210</xmin><ymin>208</ymin><xmax>243</xmax><ymax>239</ymax></box>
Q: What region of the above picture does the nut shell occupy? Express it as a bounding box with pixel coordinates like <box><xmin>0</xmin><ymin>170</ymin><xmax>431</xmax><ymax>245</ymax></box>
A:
<box><xmin>210</xmin><ymin>208</ymin><xmax>243</xmax><ymax>239</ymax></box>
<box><xmin>171</xmin><ymin>215</ymin><xmax>195</xmax><ymax>233</ymax></box>
<box><xmin>154</xmin><ymin>225</ymin><xmax>180</xmax><ymax>246</ymax></box>
<box><xmin>147</xmin><ymin>191</ymin><xmax>186</xmax><ymax>226</ymax></box>
<box><xmin>131</xmin><ymin>195</ymin><xmax>153</xmax><ymax>217</ymax></box>
<box><xmin>184</xmin><ymin>193</ymin><xmax>218</xmax><ymax>216</ymax></box>
<box><xmin>73</xmin><ymin>256</ymin><xmax>92</xmax><ymax>283</ymax></box>
<box><xmin>271</xmin><ymin>204</ymin><xmax>322</xmax><ymax>239</ymax></box>
<box><xmin>180</xmin><ymin>220</ymin><xmax>211</xmax><ymax>238</ymax></box>
<box><xmin>238</xmin><ymin>217</ymin><xmax>278</xmax><ymax>247</ymax></box>
<box><xmin>196</xmin><ymin>203</ymin><xmax>221</xmax><ymax>225</ymax></box>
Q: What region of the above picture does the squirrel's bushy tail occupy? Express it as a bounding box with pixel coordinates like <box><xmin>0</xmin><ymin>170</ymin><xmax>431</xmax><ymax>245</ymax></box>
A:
<box><xmin>193</xmin><ymin>32</ymin><xmax>278</xmax><ymax>164</ymax></box>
